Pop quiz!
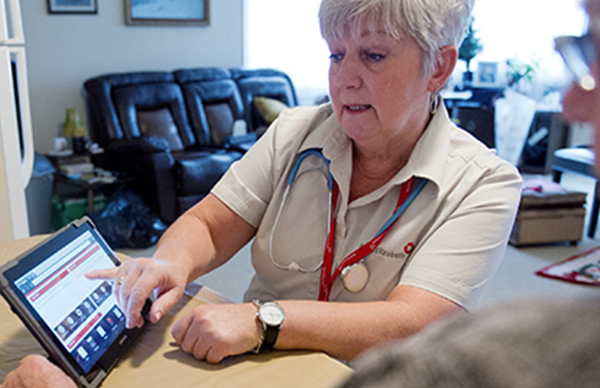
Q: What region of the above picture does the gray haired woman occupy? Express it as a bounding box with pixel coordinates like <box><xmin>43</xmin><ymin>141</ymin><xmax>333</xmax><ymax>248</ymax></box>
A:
<box><xmin>86</xmin><ymin>0</ymin><xmax>521</xmax><ymax>364</ymax></box>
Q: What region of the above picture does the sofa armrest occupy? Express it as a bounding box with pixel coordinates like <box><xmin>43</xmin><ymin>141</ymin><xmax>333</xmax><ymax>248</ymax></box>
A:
<box><xmin>223</xmin><ymin>133</ymin><xmax>257</xmax><ymax>154</ymax></box>
<box><xmin>226</xmin><ymin>132</ymin><xmax>257</xmax><ymax>146</ymax></box>
<box><xmin>105</xmin><ymin>136</ymin><xmax>171</xmax><ymax>154</ymax></box>
<box><xmin>94</xmin><ymin>140</ymin><xmax>179</xmax><ymax>223</ymax></box>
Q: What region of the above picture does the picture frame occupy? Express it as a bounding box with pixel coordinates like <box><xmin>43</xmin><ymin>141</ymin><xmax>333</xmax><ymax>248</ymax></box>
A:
<box><xmin>47</xmin><ymin>0</ymin><xmax>97</xmax><ymax>14</ymax></box>
<box><xmin>475</xmin><ymin>61</ymin><xmax>500</xmax><ymax>87</ymax></box>
<box><xmin>125</xmin><ymin>0</ymin><xmax>210</xmax><ymax>26</ymax></box>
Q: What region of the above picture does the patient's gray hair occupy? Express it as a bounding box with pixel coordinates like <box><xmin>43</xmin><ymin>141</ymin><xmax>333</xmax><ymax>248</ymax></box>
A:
<box><xmin>319</xmin><ymin>0</ymin><xmax>475</xmax><ymax>74</ymax></box>
<box><xmin>338</xmin><ymin>297</ymin><xmax>600</xmax><ymax>388</ymax></box>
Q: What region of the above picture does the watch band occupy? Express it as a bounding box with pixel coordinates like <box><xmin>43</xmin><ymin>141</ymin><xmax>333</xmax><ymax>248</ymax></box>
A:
<box><xmin>261</xmin><ymin>319</ymin><xmax>280</xmax><ymax>351</ymax></box>
<box><xmin>252</xmin><ymin>300</ymin><xmax>266</xmax><ymax>353</ymax></box>
<box><xmin>252</xmin><ymin>320</ymin><xmax>266</xmax><ymax>354</ymax></box>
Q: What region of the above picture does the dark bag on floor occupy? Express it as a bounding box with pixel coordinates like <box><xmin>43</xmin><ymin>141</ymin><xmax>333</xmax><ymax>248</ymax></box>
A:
<box><xmin>91</xmin><ymin>187</ymin><xmax>167</xmax><ymax>249</ymax></box>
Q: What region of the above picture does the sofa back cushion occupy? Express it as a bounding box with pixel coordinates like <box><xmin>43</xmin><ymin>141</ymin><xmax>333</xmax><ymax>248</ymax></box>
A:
<box><xmin>175</xmin><ymin>68</ymin><xmax>247</xmax><ymax>147</ymax></box>
<box><xmin>204</xmin><ymin>103</ymin><xmax>236</xmax><ymax>146</ymax></box>
<box><xmin>137</xmin><ymin>108</ymin><xmax>185</xmax><ymax>151</ymax></box>
<box><xmin>111</xmin><ymin>82</ymin><xmax>195</xmax><ymax>148</ymax></box>
<box><xmin>84</xmin><ymin>68</ymin><xmax>298</xmax><ymax>149</ymax></box>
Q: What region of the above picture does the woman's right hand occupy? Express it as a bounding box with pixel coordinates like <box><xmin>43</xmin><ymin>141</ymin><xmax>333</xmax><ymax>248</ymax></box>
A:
<box><xmin>86</xmin><ymin>258</ymin><xmax>188</xmax><ymax>328</ymax></box>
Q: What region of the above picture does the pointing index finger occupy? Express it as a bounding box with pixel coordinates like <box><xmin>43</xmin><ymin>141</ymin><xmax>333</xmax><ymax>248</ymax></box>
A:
<box><xmin>85</xmin><ymin>267</ymin><xmax>119</xmax><ymax>280</ymax></box>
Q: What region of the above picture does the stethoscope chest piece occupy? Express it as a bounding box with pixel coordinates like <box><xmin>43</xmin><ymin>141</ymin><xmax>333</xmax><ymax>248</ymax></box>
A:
<box><xmin>341</xmin><ymin>262</ymin><xmax>369</xmax><ymax>293</ymax></box>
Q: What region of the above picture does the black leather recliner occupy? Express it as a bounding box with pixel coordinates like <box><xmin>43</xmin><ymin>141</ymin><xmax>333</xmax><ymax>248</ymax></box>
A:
<box><xmin>231</xmin><ymin>68</ymin><xmax>299</xmax><ymax>134</ymax></box>
<box><xmin>174</xmin><ymin>68</ymin><xmax>257</xmax><ymax>153</ymax></box>
<box><xmin>84</xmin><ymin>68</ymin><xmax>298</xmax><ymax>224</ymax></box>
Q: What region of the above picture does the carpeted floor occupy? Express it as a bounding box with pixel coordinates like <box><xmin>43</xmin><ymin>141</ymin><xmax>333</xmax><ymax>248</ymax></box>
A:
<box><xmin>121</xmin><ymin>172</ymin><xmax>600</xmax><ymax>307</ymax></box>
<box><xmin>480</xmin><ymin>172</ymin><xmax>600</xmax><ymax>308</ymax></box>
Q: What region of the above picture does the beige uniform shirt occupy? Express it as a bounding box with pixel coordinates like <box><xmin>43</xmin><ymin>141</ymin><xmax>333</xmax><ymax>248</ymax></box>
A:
<box><xmin>212</xmin><ymin>103</ymin><xmax>521</xmax><ymax>310</ymax></box>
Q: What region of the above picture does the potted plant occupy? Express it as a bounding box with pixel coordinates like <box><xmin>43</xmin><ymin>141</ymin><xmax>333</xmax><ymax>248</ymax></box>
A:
<box><xmin>506</xmin><ymin>57</ymin><xmax>540</xmax><ymax>88</ymax></box>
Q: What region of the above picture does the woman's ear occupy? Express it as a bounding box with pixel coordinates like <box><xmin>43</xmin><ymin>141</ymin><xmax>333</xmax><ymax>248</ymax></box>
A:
<box><xmin>428</xmin><ymin>45</ymin><xmax>458</xmax><ymax>93</ymax></box>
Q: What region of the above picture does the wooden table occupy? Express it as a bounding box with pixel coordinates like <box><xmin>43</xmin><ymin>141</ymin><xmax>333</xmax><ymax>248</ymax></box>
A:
<box><xmin>0</xmin><ymin>236</ymin><xmax>352</xmax><ymax>388</ymax></box>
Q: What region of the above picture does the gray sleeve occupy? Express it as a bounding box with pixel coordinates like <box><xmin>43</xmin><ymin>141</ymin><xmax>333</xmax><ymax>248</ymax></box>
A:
<box><xmin>337</xmin><ymin>297</ymin><xmax>600</xmax><ymax>388</ymax></box>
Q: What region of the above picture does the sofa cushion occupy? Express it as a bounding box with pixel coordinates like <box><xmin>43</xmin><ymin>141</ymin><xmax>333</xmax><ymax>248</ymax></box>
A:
<box><xmin>253</xmin><ymin>96</ymin><xmax>289</xmax><ymax>124</ymax></box>
<box><xmin>137</xmin><ymin>108</ymin><xmax>185</xmax><ymax>151</ymax></box>
<box><xmin>174</xmin><ymin>150</ymin><xmax>242</xmax><ymax>195</ymax></box>
<box><xmin>178</xmin><ymin>77</ymin><xmax>245</xmax><ymax>148</ymax></box>
<box><xmin>84</xmin><ymin>71</ymin><xmax>175</xmax><ymax>146</ymax></box>
<box><xmin>111</xmin><ymin>82</ymin><xmax>196</xmax><ymax>147</ymax></box>
<box><xmin>205</xmin><ymin>103</ymin><xmax>235</xmax><ymax>146</ymax></box>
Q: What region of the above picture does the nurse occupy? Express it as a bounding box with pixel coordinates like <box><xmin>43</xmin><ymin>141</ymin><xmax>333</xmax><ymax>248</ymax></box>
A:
<box><xmin>87</xmin><ymin>0</ymin><xmax>521</xmax><ymax>364</ymax></box>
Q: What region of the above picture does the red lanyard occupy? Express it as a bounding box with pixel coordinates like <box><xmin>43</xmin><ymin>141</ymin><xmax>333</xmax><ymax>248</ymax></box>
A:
<box><xmin>318</xmin><ymin>177</ymin><xmax>414</xmax><ymax>301</ymax></box>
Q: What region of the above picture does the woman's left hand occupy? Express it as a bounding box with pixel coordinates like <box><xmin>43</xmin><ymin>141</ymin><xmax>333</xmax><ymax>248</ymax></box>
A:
<box><xmin>171</xmin><ymin>303</ymin><xmax>260</xmax><ymax>363</ymax></box>
<box><xmin>3</xmin><ymin>355</ymin><xmax>76</xmax><ymax>388</ymax></box>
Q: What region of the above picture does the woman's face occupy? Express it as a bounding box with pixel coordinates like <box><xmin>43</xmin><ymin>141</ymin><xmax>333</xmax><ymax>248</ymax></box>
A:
<box><xmin>326</xmin><ymin>24</ymin><xmax>432</xmax><ymax>150</ymax></box>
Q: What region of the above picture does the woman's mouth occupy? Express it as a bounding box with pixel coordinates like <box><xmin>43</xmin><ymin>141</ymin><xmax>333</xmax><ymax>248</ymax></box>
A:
<box><xmin>345</xmin><ymin>104</ymin><xmax>372</xmax><ymax>112</ymax></box>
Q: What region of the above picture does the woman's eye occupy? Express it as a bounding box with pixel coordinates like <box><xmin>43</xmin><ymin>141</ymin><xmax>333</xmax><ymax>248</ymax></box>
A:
<box><xmin>366</xmin><ymin>53</ymin><xmax>385</xmax><ymax>62</ymax></box>
<box><xmin>329</xmin><ymin>53</ymin><xmax>343</xmax><ymax>63</ymax></box>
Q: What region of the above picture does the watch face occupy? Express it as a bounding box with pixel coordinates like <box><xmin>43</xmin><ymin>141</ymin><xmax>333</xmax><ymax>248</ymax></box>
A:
<box><xmin>259</xmin><ymin>303</ymin><xmax>285</xmax><ymax>326</ymax></box>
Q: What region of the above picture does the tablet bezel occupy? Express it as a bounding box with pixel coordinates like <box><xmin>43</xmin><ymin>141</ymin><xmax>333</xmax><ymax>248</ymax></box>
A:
<box><xmin>0</xmin><ymin>217</ymin><xmax>150</xmax><ymax>388</ymax></box>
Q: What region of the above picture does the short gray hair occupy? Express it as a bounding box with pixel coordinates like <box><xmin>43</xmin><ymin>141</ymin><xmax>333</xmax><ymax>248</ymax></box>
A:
<box><xmin>319</xmin><ymin>0</ymin><xmax>475</xmax><ymax>74</ymax></box>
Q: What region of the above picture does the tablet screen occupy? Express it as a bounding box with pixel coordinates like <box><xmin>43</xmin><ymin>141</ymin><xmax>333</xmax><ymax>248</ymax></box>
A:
<box><xmin>13</xmin><ymin>229</ymin><xmax>126</xmax><ymax>373</ymax></box>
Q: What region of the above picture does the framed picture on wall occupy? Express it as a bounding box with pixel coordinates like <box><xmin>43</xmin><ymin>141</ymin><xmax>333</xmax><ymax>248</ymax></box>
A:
<box><xmin>47</xmin><ymin>0</ymin><xmax>97</xmax><ymax>14</ymax></box>
<box><xmin>125</xmin><ymin>0</ymin><xmax>210</xmax><ymax>26</ymax></box>
<box><xmin>475</xmin><ymin>61</ymin><xmax>500</xmax><ymax>87</ymax></box>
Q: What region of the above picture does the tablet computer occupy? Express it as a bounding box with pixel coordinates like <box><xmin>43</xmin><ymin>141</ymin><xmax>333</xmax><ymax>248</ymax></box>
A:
<box><xmin>0</xmin><ymin>217</ymin><xmax>150</xmax><ymax>388</ymax></box>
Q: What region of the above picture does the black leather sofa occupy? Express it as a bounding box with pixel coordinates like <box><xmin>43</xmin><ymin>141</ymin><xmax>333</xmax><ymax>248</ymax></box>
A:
<box><xmin>84</xmin><ymin>68</ymin><xmax>298</xmax><ymax>224</ymax></box>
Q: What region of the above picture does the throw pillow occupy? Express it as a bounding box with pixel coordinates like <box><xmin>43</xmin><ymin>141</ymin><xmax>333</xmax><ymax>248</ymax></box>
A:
<box><xmin>253</xmin><ymin>96</ymin><xmax>289</xmax><ymax>125</ymax></box>
<box><xmin>136</xmin><ymin>107</ymin><xmax>184</xmax><ymax>151</ymax></box>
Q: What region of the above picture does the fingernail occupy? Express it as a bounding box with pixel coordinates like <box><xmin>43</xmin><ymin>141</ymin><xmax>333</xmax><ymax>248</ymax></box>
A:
<box><xmin>154</xmin><ymin>311</ymin><xmax>161</xmax><ymax>322</ymax></box>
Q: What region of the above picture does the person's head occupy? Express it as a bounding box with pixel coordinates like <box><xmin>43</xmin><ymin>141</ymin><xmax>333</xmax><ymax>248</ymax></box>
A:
<box><xmin>318</xmin><ymin>0</ymin><xmax>475</xmax><ymax>75</ymax></box>
<box><xmin>561</xmin><ymin>0</ymin><xmax>600</xmax><ymax>171</ymax></box>
<box><xmin>338</xmin><ymin>298</ymin><xmax>600</xmax><ymax>388</ymax></box>
<box><xmin>584</xmin><ymin>0</ymin><xmax>600</xmax><ymax>76</ymax></box>
<box><xmin>317</xmin><ymin>0</ymin><xmax>471</xmax><ymax>150</ymax></box>
<box><xmin>586</xmin><ymin>0</ymin><xmax>600</xmax><ymax>26</ymax></box>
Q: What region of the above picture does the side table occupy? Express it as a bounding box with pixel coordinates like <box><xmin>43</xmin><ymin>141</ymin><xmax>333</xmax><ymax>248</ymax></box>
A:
<box><xmin>45</xmin><ymin>151</ymin><xmax>132</xmax><ymax>217</ymax></box>
<box><xmin>54</xmin><ymin>173</ymin><xmax>133</xmax><ymax>214</ymax></box>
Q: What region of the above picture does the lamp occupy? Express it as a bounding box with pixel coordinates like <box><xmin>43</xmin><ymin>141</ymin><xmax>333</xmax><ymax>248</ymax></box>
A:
<box><xmin>62</xmin><ymin>108</ymin><xmax>87</xmax><ymax>153</ymax></box>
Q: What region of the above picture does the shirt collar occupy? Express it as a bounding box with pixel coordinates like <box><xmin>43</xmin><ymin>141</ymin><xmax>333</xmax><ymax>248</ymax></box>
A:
<box><xmin>297</xmin><ymin>103</ymin><xmax>350</xmax><ymax>159</ymax></box>
<box><xmin>296</xmin><ymin>102</ymin><xmax>452</xmax><ymax>200</ymax></box>
<box><xmin>399</xmin><ymin>102</ymin><xmax>451</xmax><ymax>191</ymax></box>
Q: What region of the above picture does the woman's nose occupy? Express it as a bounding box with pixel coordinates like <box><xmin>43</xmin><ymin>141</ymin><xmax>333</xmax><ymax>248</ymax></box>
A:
<box><xmin>330</xmin><ymin>57</ymin><xmax>362</xmax><ymax>90</ymax></box>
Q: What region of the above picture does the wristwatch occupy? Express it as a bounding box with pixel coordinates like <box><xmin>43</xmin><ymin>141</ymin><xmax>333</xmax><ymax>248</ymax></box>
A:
<box><xmin>252</xmin><ymin>300</ymin><xmax>285</xmax><ymax>353</ymax></box>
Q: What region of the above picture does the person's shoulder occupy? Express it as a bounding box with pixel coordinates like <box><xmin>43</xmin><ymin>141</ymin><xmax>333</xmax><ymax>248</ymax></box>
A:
<box><xmin>448</xmin><ymin>125</ymin><xmax>519</xmax><ymax>177</ymax></box>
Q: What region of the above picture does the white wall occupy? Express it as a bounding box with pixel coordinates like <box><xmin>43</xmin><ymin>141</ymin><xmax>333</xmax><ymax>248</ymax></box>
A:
<box><xmin>20</xmin><ymin>1</ymin><xmax>245</xmax><ymax>153</ymax></box>
<box><xmin>471</xmin><ymin>0</ymin><xmax>586</xmax><ymax>83</ymax></box>
<box><xmin>247</xmin><ymin>0</ymin><xmax>329</xmax><ymax>105</ymax></box>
